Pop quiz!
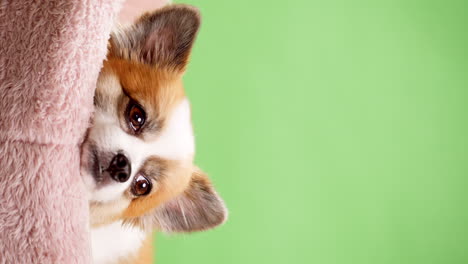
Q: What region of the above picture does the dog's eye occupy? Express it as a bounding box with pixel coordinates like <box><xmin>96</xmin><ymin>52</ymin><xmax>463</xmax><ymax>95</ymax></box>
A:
<box><xmin>127</xmin><ymin>102</ymin><xmax>146</xmax><ymax>132</ymax></box>
<box><xmin>132</xmin><ymin>174</ymin><xmax>152</xmax><ymax>196</ymax></box>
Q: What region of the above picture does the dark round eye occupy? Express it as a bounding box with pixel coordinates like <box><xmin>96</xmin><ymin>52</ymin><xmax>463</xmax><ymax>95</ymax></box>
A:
<box><xmin>132</xmin><ymin>175</ymin><xmax>152</xmax><ymax>196</ymax></box>
<box><xmin>127</xmin><ymin>102</ymin><xmax>146</xmax><ymax>132</ymax></box>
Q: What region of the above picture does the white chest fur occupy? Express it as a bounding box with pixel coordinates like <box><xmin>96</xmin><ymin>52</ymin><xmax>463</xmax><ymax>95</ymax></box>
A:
<box><xmin>91</xmin><ymin>221</ymin><xmax>147</xmax><ymax>264</ymax></box>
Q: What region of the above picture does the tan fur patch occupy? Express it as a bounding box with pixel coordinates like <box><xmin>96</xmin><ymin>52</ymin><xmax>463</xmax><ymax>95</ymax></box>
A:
<box><xmin>90</xmin><ymin>198</ymin><xmax>130</xmax><ymax>227</ymax></box>
<box><xmin>122</xmin><ymin>159</ymin><xmax>192</xmax><ymax>219</ymax></box>
<box><xmin>103</xmin><ymin>58</ymin><xmax>185</xmax><ymax>139</ymax></box>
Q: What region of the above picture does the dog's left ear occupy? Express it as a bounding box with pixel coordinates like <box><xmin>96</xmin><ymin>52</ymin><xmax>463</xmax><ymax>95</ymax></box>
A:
<box><xmin>109</xmin><ymin>4</ymin><xmax>201</xmax><ymax>71</ymax></box>
<box><xmin>153</xmin><ymin>167</ymin><xmax>227</xmax><ymax>233</ymax></box>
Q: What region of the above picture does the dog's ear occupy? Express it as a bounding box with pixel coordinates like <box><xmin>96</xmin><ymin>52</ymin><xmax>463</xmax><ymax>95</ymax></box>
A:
<box><xmin>110</xmin><ymin>4</ymin><xmax>201</xmax><ymax>71</ymax></box>
<box><xmin>152</xmin><ymin>167</ymin><xmax>227</xmax><ymax>233</ymax></box>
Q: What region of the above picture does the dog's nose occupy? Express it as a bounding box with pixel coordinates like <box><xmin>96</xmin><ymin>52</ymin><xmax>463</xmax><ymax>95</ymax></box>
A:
<box><xmin>107</xmin><ymin>153</ymin><xmax>131</xmax><ymax>182</ymax></box>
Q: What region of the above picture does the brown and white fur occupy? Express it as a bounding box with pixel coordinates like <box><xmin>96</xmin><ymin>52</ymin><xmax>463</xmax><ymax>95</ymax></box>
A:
<box><xmin>80</xmin><ymin>5</ymin><xmax>227</xmax><ymax>264</ymax></box>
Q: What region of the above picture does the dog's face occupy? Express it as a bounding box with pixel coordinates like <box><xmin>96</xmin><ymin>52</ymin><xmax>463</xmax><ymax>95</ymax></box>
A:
<box><xmin>80</xmin><ymin>5</ymin><xmax>226</xmax><ymax>233</ymax></box>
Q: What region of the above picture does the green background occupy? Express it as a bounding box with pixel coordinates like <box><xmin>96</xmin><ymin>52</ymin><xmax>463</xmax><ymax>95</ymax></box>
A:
<box><xmin>156</xmin><ymin>1</ymin><xmax>468</xmax><ymax>263</ymax></box>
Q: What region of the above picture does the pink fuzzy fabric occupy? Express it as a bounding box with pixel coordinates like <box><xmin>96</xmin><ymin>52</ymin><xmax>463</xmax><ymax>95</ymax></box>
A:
<box><xmin>0</xmin><ymin>0</ymin><xmax>121</xmax><ymax>262</ymax></box>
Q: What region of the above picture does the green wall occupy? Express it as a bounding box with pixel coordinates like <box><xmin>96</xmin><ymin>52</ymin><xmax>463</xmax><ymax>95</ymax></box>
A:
<box><xmin>156</xmin><ymin>1</ymin><xmax>468</xmax><ymax>263</ymax></box>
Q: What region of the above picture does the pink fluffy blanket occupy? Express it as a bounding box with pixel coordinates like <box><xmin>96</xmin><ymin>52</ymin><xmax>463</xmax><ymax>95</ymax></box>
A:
<box><xmin>0</xmin><ymin>1</ymin><xmax>121</xmax><ymax>262</ymax></box>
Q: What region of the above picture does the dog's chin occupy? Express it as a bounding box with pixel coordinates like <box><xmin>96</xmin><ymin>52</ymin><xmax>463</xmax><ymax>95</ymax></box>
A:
<box><xmin>81</xmin><ymin>142</ymin><xmax>128</xmax><ymax>203</ymax></box>
<box><xmin>80</xmin><ymin>142</ymin><xmax>101</xmax><ymax>192</ymax></box>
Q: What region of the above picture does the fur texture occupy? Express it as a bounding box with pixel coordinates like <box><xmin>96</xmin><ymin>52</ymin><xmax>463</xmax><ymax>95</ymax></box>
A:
<box><xmin>0</xmin><ymin>0</ymin><xmax>121</xmax><ymax>262</ymax></box>
<box><xmin>91</xmin><ymin>220</ymin><xmax>147</xmax><ymax>263</ymax></box>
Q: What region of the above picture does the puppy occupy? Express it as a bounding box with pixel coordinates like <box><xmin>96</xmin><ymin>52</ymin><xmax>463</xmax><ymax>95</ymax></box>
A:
<box><xmin>80</xmin><ymin>4</ymin><xmax>227</xmax><ymax>264</ymax></box>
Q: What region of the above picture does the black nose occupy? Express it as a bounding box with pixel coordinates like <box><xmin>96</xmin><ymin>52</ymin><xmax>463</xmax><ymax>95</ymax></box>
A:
<box><xmin>107</xmin><ymin>154</ymin><xmax>131</xmax><ymax>182</ymax></box>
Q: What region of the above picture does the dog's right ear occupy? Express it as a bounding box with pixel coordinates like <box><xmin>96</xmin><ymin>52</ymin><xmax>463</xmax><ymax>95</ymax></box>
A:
<box><xmin>152</xmin><ymin>167</ymin><xmax>227</xmax><ymax>233</ymax></box>
<box><xmin>122</xmin><ymin>167</ymin><xmax>227</xmax><ymax>233</ymax></box>
<box><xmin>109</xmin><ymin>4</ymin><xmax>201</xmax><ymax>71</ymax></box>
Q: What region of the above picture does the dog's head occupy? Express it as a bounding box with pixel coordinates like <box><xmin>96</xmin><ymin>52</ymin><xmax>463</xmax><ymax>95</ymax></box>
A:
<box><xmin>81</xmin><ymin>5</ymin><xmax>227</xmax><ymax>233</ymax></box>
